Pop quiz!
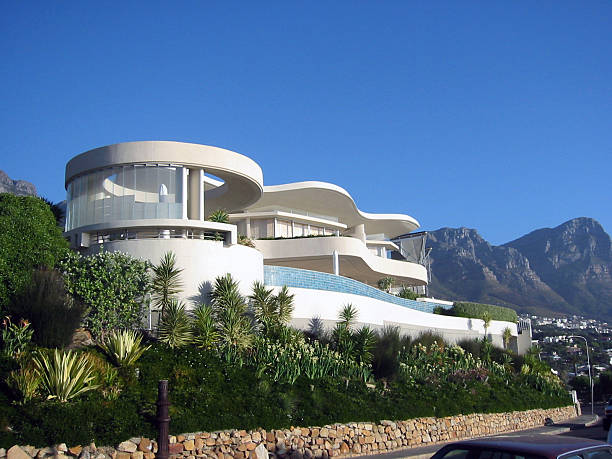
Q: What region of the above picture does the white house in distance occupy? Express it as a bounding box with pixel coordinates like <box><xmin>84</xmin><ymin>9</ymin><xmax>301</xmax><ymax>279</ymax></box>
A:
<box><xmin>64</xmin><ymin>141</ymin><xmax>521</xmax><ymax>349</ymax></box>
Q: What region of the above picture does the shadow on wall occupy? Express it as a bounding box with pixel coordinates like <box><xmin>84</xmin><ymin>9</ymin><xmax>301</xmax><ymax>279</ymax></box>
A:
<box><xmin>191</xmin><ymin>281</ymin><xmax>213</xmax><ymax>305</ymax></box>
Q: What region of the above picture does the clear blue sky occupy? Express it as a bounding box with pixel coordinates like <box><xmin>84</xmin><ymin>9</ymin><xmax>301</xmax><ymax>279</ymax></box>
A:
<box><xmin>1</xmin><ymin>1</ymin><xmax>610</xmax><ymax>245</ymax></box>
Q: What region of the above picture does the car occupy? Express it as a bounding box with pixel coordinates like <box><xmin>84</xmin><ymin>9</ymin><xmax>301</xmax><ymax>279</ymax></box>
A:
<box><xmin>430</xmin><ymin>434</ymin><xmax>611</xmax><ymax>459</ymax></box>
<box><xmin>604</xmin><ymin>397</ymin><xmax>612</xmax><ymax>431</ymax></box>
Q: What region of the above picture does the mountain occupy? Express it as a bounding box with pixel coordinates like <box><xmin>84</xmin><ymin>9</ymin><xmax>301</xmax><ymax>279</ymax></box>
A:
<box><xmin>427</xmin><ymin>218</ymin><xmax>612</xmax><ymax>320</ymax></box>
<box><xmin>0</xmin><ymin>170</ymin><xmax>37</xmax><ymax>196</ymax></box>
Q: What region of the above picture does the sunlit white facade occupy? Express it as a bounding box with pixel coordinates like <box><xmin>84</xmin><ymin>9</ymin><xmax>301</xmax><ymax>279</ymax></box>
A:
<box><xmin>64</xmin><ymin>141</ymin><xmax>519</xmax><ymax>347</ymax></box>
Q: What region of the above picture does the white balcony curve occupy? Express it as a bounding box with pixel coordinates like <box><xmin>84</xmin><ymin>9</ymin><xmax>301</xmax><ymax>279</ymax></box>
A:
<box><xmin>255</xmin><ymin>236</ymin><xmax>428</xmax><ymax>285</ymax></box>
<box><xmin>245</xmin><ymin>181</ymin><xmax>419</xmax><ymax>239</ymax></box>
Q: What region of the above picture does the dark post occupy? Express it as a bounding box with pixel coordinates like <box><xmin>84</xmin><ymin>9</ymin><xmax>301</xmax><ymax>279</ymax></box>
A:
<box><xmin>156</xmin><ymin>380</ymin><xmax>170</xmax><ymax>459</ymax></box>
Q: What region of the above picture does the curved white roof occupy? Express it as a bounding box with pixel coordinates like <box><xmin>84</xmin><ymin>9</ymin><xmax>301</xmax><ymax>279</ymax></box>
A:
<box><xmin>65</xmin><ymin>141</ymin><xmax>264</xmax><ymax>212</ymax></box>
<box><xmin>247</xmin><ymin>181</ymin><xmax>420</xmax><ymax>238</ymax></box>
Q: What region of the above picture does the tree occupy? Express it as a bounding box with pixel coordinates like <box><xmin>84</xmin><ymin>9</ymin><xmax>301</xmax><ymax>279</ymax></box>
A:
<box><xmin>59</xmin><ymin>250</ymin><xmax>151</xmax><ymax>337</ymax></box>
<box><xmin>0</xmin><ymin>194</ymin><xmax>69</xmax><ymax>313</ymax></box>
<box><xmin>376</xmin><ymin>277</ymin><xmax>394</xmax><ymax>293</ymax></box>
<box><xmin>151</xmin><ymin>252</ymin><xmax>183</xmax><ymax>315</ymax></box>
<box><xmin>482</xmin><ymin>311</ymin><xmax>492</xmax><ymax>340</ymax></box>
<box><xmin>502</xmin><ymin>327</ymin><xmax>513</xmax><ymax>349</ymax></box>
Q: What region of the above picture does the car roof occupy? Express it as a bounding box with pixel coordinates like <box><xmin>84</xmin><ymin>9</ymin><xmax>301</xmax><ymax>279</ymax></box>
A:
<box><xmin>439</xmin><ymin>434</ymin><xmax>609</xmax><ymax>457</ymax></box>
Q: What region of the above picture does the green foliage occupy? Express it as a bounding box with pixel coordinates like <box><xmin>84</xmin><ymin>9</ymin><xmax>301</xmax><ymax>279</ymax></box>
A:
<box><xmin>372</xmin><ymin>326</ymin><xmax>404</xmax><ymax>380</ymax></box>
<box><xmin>39</xmin><ymin>197</ymin><xmax>64</xmax><ymax>226</ymax></box>
<box><xmin>211</xmin><ymin>274</ymin><xmax>253</xmax><ymax>355</ymax></box>
<box><xmin>7</xmin><ymin>366</ymin><xmax>41</xmax><ymax>403</ymax></box>
<box><xmin>9</xmin><ymin>268</ymin><xmax>84</xmax><ymax>348</ymax></box>
<box><xmin>157</xmin><ymin>300</ymin><xmax>193</xmax><ymax>349</ymax></box>
<box><xmin>192</xmin><ymin>304</ymin><xmax>219</xmax><ymax>349</ymax></box>
<box><xmin>99</xmin><ymin>330</ymin><xmax>150</xmax><ymax>367</ymax></box>
<box><xmin>376</xmin><ymin>277</ymin><xmax>394</xmax><ymax>293</ymax></box>
<box><xmin>238</xmin><ymin>235</ymin><xmax>255</xmax><ymax>248</ymax></box>
<box><xmin>250</xmin><ymin>282</ymin><xmax>295</xmax><ymax>337</ymax></box>
<box><xmin>449</xmin><ymin>301</ymin><xmax>518</xmax><ymax>323</ymax></box>
<box><xmin>59</xmin><ymin>250</ymin><xmax>152</xmax><ymax>337</ymax></box>
<box><xmin>1</xmin><ymin>317</ymin><xmax>33</xmax><ymax>358</ymax></box>
<box><xmin>151</xmin><ymin>252</ymin><xmax>183</xmax><ymax>315</ymax></box>
<box><xmin>207</xmin><ymin>209</ymin><xmax>229</xmax><ymax>224</ymax></box>
<box><xmin>0</xmin><ymin>194</ymin><xmax>69</xmax><ymax>313</ymax></box>
<box><xmin>502</xmin><ymin>327</ymin><xmax>513</xmax><ymax>349</ymax></box>
<box><xmin>397</xmin><ymin>286</ymin><xmax>419</xmax><ymax>300</ymax></box>
<box><xmin>33</xmin><ymin>349</ymin><xmax>100</xmax><ymax>402</ymax></box>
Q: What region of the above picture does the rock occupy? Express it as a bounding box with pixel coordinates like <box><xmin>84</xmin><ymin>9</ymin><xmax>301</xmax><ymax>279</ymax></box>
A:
<box><xmin>168</xmin><ymin>444</ymin><xmax>183</xmax><ymax>455</ymax></box>
<box><xmin>0</xmin><ymin>448</ymin><xmax>5</xmax><ymax>458</ymax></box>
<box><xmin>56</xmin><ymin>446</ymin><xmax>68</xmax><ymax>454</ymax></box>
<box><xmin>79</xmin><ymin>451</ymin><xmax>90</xmax><ymax>459</ymax></box>
<box><xmin>137</xmin><ymin>440</ymin><xmax>150</xmax><ymax>454</ymax></box>
<box><xmin>183</xmin><ymin>441</ymin><xmax>195</xmax><ymax>452</ymax></box>
<box><xmin>116</xmin><ymin>453</ymin><xmax>131</xmax><ymax>459</ymax></box>
<box><xmin>7</xmin><ymin>446</ymin><xmax>31</xmax><ymax>459</ymax></box>
<box><xmin>117</xmin><ymin>443</ymin><xmax>137</xmax><ymax>454</ymax></box>
<box><xmin>253</xmin><ymin>444</ymin><xmax>268</xmax><ymax>459</ymax></box>
<box><xmin>69</xmin><ymin>447</ymin><xmax>82</xmax><ymax>456</ymax></box>
<box><xmin>130</xmin><ymin>453</ymin><xmax>143</xmax><ymax>459</ymax></box>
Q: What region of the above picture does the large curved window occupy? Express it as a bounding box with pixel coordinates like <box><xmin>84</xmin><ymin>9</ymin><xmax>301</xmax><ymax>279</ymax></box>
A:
<box><xmin>66</xmin><ymin>165</ymin><xmax>184</xmax><ymax>231</ymax></box>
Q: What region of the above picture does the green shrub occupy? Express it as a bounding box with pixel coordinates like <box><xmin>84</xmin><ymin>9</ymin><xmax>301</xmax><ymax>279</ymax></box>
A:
<box><xmin>397</xmin><ymin>286</ymin><xmax>419</xmax><ymax>300</ymax></box>
<box><xmin>0</xmin><ymin>194</ymin><xmax>69</xmax><ymax>313</ymax></box>
<box><xmin>60</xmin><ymin>251</ymin><xmax>152</xmax><ymax>337</ymax></box>
<box><xmin>449</xmin><ymin>302</ymin><xmax>517</xmax><ymax>323</ymax></box>
<box><xmin>9</xmin><ymin>269</ymin><xmax>84</xmax><ymax>348</ymax></box>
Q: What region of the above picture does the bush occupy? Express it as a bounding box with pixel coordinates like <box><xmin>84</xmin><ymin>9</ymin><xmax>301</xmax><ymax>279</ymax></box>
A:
<box><xmin>0</xmin><ymin>194</ymin><xmax>69</xmax><ymax>313</ymax></box>
<box><xmin>99</xmin><ymin>330</ymin><xmax>150</xmax><ymax>367</ymax></box>
<box><xmin>60</xmin><ymin>251</ymin><xmax>151</xmax><ymax>337</ymax></box>
<box><xmin>9</xmin><ymin>269</ymin><xmax>84</xmax><ymax>348</ymax></box>
<box><xmin>448</xmin><ymin>302</ymin><xmax>517</xmax><ymax>323</ymax></box>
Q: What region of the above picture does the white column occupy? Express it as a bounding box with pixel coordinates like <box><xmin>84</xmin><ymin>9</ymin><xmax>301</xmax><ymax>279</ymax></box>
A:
<box><xmin>181</xmin><ymin>168</ymin><xmax>188</xmax><ymax>219</ymax></box>
<box><xmin>246</xmin><ymin>217</ymin><xmax>251</xmax><ymax>238</ymax></box>
<box><xmin>332</xmin><ymin>250</ymin><xmax>339</xmax><ymax>275</ymax></box>
<box><xmin>199</xmin><ymin>169</ymin><xmax>205</xmax><ymax>221</ymax></box>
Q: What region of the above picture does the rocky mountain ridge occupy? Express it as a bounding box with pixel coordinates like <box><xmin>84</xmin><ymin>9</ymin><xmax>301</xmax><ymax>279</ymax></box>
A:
<box><xmin>0</xmin><ymin>170</ymin><xmax>37</xmax><ymax>196</ymax></box>
<box><xmin>428</xmin><ymin>218</ymin><xmax>612</xmax><ymax>320</ymax></box>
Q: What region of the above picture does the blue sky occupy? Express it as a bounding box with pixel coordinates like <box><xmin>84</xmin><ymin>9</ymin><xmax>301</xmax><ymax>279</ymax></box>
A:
<box><xmin>1</xmin><ymin>1</ymin><xmax>610</xmax><ymax>245</ymax></box>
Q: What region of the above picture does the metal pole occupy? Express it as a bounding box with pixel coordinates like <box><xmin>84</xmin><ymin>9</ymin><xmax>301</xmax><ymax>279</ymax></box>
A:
<box><xmin>156</xmin><ymin>380</ymin><xmax>170</xmax><ymax>459</ymax></box>
<box><xmin>569</xmin><ymin>335</ymin><xmax>593</xmax><ymax>416</ymax></box>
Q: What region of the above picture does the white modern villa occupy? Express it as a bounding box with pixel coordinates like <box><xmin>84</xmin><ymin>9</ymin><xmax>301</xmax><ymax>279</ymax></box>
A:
<box><xmin>64</xmin><ymin>141</ymin><xmax>525</xmax><ymax>350</ymax></box>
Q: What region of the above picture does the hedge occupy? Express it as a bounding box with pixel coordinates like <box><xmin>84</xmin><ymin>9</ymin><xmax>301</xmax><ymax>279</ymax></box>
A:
<box><xmin>449</xmin><ymin>301</ymin><xmax>518</xmax><ymax>323</ymax></box>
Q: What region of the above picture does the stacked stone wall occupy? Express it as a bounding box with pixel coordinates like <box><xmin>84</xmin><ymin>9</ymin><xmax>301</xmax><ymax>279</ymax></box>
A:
<box><xmin>1</xmin><ymin>405</ymin><xmax>577</xmax><ymax>459</ymax></box>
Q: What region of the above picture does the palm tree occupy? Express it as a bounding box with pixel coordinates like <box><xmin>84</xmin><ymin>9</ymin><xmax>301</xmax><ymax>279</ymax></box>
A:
<box><xmin>502</xmin><ymin>327</ymin><xmax>513</xmax><ymax>349</ymax></box>
<box><xmin>151</xmin><ymin>252</ymin><xmax>183</xmax><ymax>315</ymax></box>
<box><xmin>249</xmin><ymin>281</ymin><xmax>276</xmax><ymax>331</ymax></box>
<box><xmin>275</xmin><ymin>286</ymin><xmax>294</xmax><ymax>326</ymax></box>
<box><xmin>192</xmin><ymin>304</ymin><xmax>218</xmax><ymax>349</ymax></box>
<box><xmin>481</xmin><ymin>311</ymin><xmax>492</xmax><ymax>341</ymax></box>
<box><xmin>157</xmin><ymin>299</ymin><xmax>193</xmax><ymax>349</ymax></box>
<box><xmin>210</xmin><ymin>274</ymin><xmax>253</xmax><ymax>355</ymax></box>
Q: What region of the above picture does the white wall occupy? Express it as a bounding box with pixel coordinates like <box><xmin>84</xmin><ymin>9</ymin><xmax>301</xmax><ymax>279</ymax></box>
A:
<box><xmin>88</xmin><ymin>239</ymin><xmax>263</xmax><ymax>307</ymax></box>
<box><xmin>276</xmin><ymin>286</ymin><xmax>517</xmax><ymax>348</ymax></box>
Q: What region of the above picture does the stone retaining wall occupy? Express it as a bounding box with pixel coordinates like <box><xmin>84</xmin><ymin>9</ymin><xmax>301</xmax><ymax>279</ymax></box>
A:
<box><xmin>1</xmin><ymin>405</ymin><xmax>578</xmax><ymax>459</ymax></box>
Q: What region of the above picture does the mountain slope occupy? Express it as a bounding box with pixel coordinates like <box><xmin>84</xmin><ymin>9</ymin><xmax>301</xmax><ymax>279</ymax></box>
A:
<box><xmin>0</xmin><ymin>170</ymin><xmax>37</xmax><ymax>196</ymax></box>
<box><xmin>427</xmin><ymin>218</ymin><xmax>612</xmax><ymax>319</ymax></box>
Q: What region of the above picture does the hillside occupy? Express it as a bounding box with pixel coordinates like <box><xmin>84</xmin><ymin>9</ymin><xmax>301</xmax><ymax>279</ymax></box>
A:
<box><xmin>428</xmin><ymin>218</ymin><xmax>612</xmax><ymax>320</ymax></box>
<box><xmin>0</xmin><ymin>170</ymin><xmax>37</xmax><ymax>196</ymax></box>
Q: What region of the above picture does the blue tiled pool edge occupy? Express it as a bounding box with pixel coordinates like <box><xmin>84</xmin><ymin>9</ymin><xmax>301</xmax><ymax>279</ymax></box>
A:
<box><xmin>264</xmin><ymin>265</ymin><xmax>452</xmax><ymax>314</ymax></box>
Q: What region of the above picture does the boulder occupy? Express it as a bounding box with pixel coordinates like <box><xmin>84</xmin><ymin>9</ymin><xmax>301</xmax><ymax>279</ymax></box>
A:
<box><xmin>7</xmin><ymin>446</ymin><xmax>30</xmax><ymax>459</ymax></box>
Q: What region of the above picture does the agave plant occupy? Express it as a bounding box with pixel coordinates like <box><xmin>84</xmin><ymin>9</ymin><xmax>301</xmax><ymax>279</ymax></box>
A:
<box><xmin>207</xmin><ymin>209</ymin><xmax>229</xmax><ymax>223</ymax></box>
<box><xmin>158</xmin><ymin>299</ymin><xmax>193</xmax><ymax>349</ymax></box>
<box><xmin>99</xmin><ymin>329</ymin><xmax>150</xmax><ymax>367</ymax></box>
<box><xmin>192</xmin><ymin>304</ymin><xmax>219</xmax><ymax>349</ymax></box>
<box><xmin>32</xmin><ymin>349</ymin><xmax>99</xmax><ymax>402</ymax></box>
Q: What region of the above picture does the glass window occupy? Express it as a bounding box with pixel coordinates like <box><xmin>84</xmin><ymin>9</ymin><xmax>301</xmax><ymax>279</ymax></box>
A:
<box><xmin>294</xmin><ymin>222</ymin><xmax>306</xmax><ymax>237</ymax></box>
<box><xmin>65</xmin><ymin>165</ymin><xmax>184</xmax><ymax>231</ymax></box>
<box><xmin>277</xmin><ymin>219</ymin><xmax>292</xmax><ymax>238</ymax></box>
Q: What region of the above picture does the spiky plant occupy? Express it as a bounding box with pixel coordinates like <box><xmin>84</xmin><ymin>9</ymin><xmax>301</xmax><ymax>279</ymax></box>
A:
<box><xmin>275</xmin><ymin>286</ymin><xmax>295</xmax><ymax>326</ymax></box>
<box><xmin>502</xmin><ymin>326</ymin><xmax>513</xmax><ymax>349</ymax></box>
<box><xmin>207</xmin><ymin>209</ymin><xmax>229</xmax><ymax>223</ymax></box>
<box><xmin>337</xmin><ymin>304</ymin><xmax>358</xmax><ymax>330</ymax></box>
<box><xmin>353</xmin><ymin>325</ymin><xmax>376</xmax><ymax>365</ymax></box>
<box><xmin>99</xmin><ymin>329</ymin><xmax>150</xmax><ymax>367</ymax></box>
<box><xmin>7</xmin><ymin>366</ymin><xmax>41</xmax><ymax>403</ymax></box>
<box><xmin>158</xmin><ymin>300</ymin><xmax>193</xmax><ymax>349</ymax></box>
<box><xmin>33</xmin><ymin>349</ymin><xmax>99</xmax><ymax>402</ymax></box>
<box><xmin>307</xmin><ymin>316</ymin><xmax>324</xmax><ymax>340</ymax></box>
<box><xmin>250</xmin><ymin>281</ymin><xmax>276</xmax><ymax>331</ymax></box>
<box><xmin>192</xmin><ymin>304</ymin><xmax>219</xmax><ymax>349</ymax></box>
<box><xmin>151</xmin><ymin>252</ymin><xmax>183</xmax><ymax>315</ymax></box>
<box><xmin>211</xmin><ymin>274</ymin><xmax>247</xmax><ymax>315</ymax></box>
<box><xmin>217</xmin><ymin>307</ymin><xmax>253</xmax><ymax>354</ymax></box>
<box><xmin>376</xmin><ymin>277</ymin><xmax>394</xmax><ymax>293</ymax></box>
